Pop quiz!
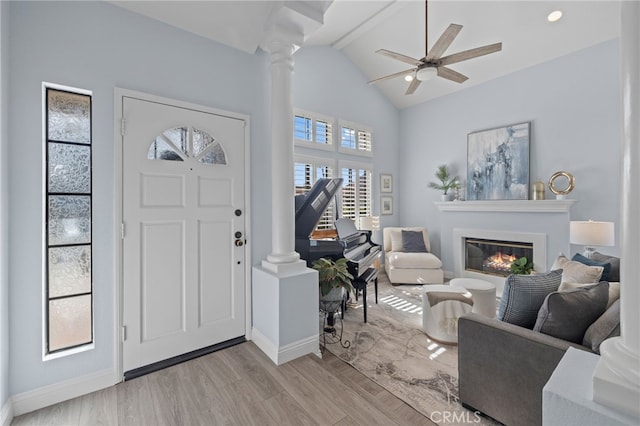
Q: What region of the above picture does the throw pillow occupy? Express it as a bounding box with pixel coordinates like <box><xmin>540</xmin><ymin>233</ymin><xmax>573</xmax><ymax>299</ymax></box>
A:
<box><xmin>401</xmin><ymin>230</ymin><xmax>427</xmax><ymax>253</ymax></box>
<box><xmin>559</xmin><ymin>281</ymin><xmax>620</xmax><ymax>309</ymax></box>
<box><xmin>571</xmin><ymin>253</ymin><xmax>612</xmax><ymax>282</ymax></box>
<box><xmin>590</xmin><ymin>252</ymin><xmax>620</xmax><ymax>282</ymax></box>
<box><xmin>533</xmin><ymin>282</ymin><xmax>609</xmax><ymax>344</ymax></box>
<box><xmin>389</xmin><ymin>229</ymin><xmax>404</xmax><ymax>252</ymax></box>
<box><xmin>583</xmin><ymin>298</ymin><xmax>621</xmax><ymax>354</ymax></box>
<box><xmin>497</xmin><ymin>269</ymin><xmax>563</xmax><ymax>329</ymax></box>
<box><xmin>551</xmin><ymin>254</ymin><xmax>603</xmax><ymax>284</ymax></box>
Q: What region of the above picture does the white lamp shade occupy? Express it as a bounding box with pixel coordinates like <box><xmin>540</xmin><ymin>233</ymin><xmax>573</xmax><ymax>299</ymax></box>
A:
<box><xmin>570</xmin><ymin>221</ymin><xmax>615</xmax><ymax>246</ymax></box>
<box><xmin>358</xmin><ymin>215</ymin><xmax>380</xmax><ymax>231</ymax></box>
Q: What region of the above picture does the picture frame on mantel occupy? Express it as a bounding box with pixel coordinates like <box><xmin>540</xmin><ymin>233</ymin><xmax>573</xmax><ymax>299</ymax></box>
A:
<box><xmin>380</xmin><ymin>173</ymin><xmax>393</xmax><ymax>193</ymax></box>
<box><xmin>466</xmin><ymin>121</ymin><xmax>530</xmax><ymax>201</ymax></box>
<box><xmin>381</xmin><ymin>196</ymin><xmax>393</xmax><ymax>215</ymax></box>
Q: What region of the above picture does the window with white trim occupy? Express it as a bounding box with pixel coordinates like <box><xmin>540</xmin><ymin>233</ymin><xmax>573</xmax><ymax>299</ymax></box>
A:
<box><xmin>294</xmin><ymin>156</ymin><xmax>335</xmax><ymax>230</ymax></box>
<box><xmin>340</xmin><ymin>162</ymin><xmax>372</xmax><ymax>222</ymax></box>
<box><xmin>339</xmin><ymin>120</ymin><xmax>372</xmax><ymax>156</ymax></box>
<box><xmin>44</xmin><ymin>84</ymin><xmax>93</xmax><ymax>355</ymax></box>
<box><xmin>294</xmin><ymin>110</ymin><xmax>333</xmax><ymax>151</ymax></box>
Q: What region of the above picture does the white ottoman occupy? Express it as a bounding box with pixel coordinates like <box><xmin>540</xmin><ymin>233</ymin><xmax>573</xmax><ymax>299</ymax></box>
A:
<box><xmin>422</xmin><ymin>285</ymin><xmax>473</xmax><ymax>344</ymax></box>
<box><xmin>450</xmin><ymin>278</ymin><xmax>497</xmax><ymax>318</ymax></box>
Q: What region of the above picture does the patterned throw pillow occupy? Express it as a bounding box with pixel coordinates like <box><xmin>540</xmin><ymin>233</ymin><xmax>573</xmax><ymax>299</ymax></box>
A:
<box><xmin>401</xmin><ymin>230</ymin><xmax>427</xmax><ymax>252</ymax></box>
<box><xmin>497</xmin><ymin>270</ymin><xmax>563</xmax><ymax>329</ymax></box>
<box><xmin>533</xmin><ymin>281</ymin><xmax>609</xmax><ymax>344</ymax></box>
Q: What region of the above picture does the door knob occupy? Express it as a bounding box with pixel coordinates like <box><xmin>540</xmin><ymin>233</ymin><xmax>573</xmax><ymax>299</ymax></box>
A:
<box><xmin>235</xmin><ymin>239</ymin><xmax>244</xmax><ymax>247</ymax></box>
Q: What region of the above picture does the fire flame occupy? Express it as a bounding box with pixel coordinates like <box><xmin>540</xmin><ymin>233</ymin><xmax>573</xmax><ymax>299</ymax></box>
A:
<box><xmin>483</xmin><ymin>252</ymin><xmax>517</xmax><ymax>271</ymax></box>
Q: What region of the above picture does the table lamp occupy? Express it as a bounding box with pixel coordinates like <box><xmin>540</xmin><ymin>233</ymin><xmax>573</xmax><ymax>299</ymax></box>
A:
<box><xmin>569</xmin><ymin>220</ymin><xmax>614</xmax><ymax>259</ymax></box>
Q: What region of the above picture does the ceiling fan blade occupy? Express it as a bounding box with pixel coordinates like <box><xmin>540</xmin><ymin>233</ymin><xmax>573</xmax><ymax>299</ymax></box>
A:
<box><xmin>437</xmin><ymin>66</ymin><xmax>468</xmax><ymax>83</ymax></box>
<box><xmin>376</xmin><ymin>49</ymin><xmax>423</xmax><ymax>67</ymax></box>
<box><xmin>426</xmin><ymin>23</ymin><xmax>463</xmax><ymax>61</ymax></box>
<box><xmin>438</xmin><ymin>42</ymin><xmax>502</xmax><ymax>66</ymax></box>
<box><xmin>405</xmin><ymin>77</ymin><xmax>422</xmax><ymax>95</ymax></box>
<box><xmin>368</xmin><ymin>68</ymin><xmax>416</xmax><ymax>85</ymax></box>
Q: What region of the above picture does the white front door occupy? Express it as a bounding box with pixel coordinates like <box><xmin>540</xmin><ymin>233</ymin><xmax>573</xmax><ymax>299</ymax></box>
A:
<box><xmin>121</xmin><ymin>95</ymin><xmax>246</xmax><ymax>373</ymax></box>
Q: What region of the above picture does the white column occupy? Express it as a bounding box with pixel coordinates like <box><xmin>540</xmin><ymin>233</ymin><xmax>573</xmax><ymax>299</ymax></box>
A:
<box><xmin>262</xmin><ymin>37</ymin><xmax>302</xmax><ymax>269</ymax></box>
<box><xmin>592</xmin><ymin>1</ymin><xmax>640</xmax><ymax>417</ymax></box>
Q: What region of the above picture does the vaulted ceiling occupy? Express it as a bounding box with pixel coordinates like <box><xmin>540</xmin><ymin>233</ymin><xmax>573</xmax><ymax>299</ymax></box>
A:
<box><xmin>109</xmin><ymin>1</ymin><xmax>621</xmax><ymax>109</ymax></box>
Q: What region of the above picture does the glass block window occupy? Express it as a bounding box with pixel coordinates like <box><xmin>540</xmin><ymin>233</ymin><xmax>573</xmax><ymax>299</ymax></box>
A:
<box><xmin>340</xmin><ymin>163</ymin><xmax>372</xmax><ymax>222</ymax></box>
<box><xmin>148</xmin><ymin>126</ymin><xmax>226</xmax><ymax>165</ymax></box>
<box><xmin>45</xmin><ymin>86</ymin><xmax>93</xmax><ymax>354</ymax></box>
<box><xmin>294</xmin><ymin>156</ymin><xmax>335</xmax><ymax>230</ymax></box>
<box><xmin>294</xmin><ymin>110</ymin><xmax>333</xmax><ymax>150</ymax></box>
<box><xmin>339</xmin><ymin>121</ymin><xmax>373</xmax><ymax>156</ymax></box>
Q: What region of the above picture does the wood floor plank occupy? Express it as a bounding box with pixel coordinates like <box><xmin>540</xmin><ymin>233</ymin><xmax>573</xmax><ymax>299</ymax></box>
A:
<box><xmin>12</xmin><ymin>341</ymin><xmax>432</xmax><ymax>426</ymax></box>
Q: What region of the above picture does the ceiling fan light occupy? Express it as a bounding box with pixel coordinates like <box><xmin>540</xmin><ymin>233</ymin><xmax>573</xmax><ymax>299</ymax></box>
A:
<box><xmin>547</xmin><ymin>10</ymin><xmax>563</xmax><ymax>22</ymax></box>
<box><xmin>416</xmin><ymin>67</ymin><xmax>438</xmax><ymax>81</ymax></box>
<box><xmin>404</xmin><ymin>74</ymin><xmax>414</xmax><ymax>82</ymax></box>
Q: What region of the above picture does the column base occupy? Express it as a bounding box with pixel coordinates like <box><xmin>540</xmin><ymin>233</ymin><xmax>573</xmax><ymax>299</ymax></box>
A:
<box><xmin>593</xmin><ymin>337</ymin><xmax>640</xmax><ymax>418</ymax></box>
<box><xmin>262</xmin><ymin>258</ymin><xmax>306</xmax><ymax>275</ymax></box>
<box><xmin>266</xmin><ymin>251</ymin><xmax>301</xmax><ymax>266</ymax></box>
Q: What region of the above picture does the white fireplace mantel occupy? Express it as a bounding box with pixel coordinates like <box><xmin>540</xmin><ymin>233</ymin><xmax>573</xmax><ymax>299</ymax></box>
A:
<box><xmin>435</xmin><ymin>199</ymin><xmax>576</xmax><ymax>213</ymax></box>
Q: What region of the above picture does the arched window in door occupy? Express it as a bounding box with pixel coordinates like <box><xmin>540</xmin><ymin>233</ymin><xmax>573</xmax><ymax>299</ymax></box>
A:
<box><xmin>147</xmin><ymin>126</ymin><xmax>227</xmax><ymax>165</ymax></box>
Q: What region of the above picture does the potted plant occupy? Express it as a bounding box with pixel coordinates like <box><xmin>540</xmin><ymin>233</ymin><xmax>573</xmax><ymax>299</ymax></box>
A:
<box><xmin>428</xmin><ymin>164</ymin><xmax>459</xmax><ymax>201</ymax></box>
<box><xmin>312</xmin><ymin>257</ymin><xmax>354</xmax><ymax>318</ymax></box>
<box><xmin>510</xmin><ymin>256</ymin><xmax>534</xmax><ymax>275</ymax></box>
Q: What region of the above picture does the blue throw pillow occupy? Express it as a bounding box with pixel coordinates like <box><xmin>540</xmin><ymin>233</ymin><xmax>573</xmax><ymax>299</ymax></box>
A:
<box><xmin>572</xmin><ymin>253</ymin><xmax>611</xmax><ymax>282</ymax></box>
<box><xmin>401</xmin><ymin>230</ymin><xmax>427</xmax><ymax>252</ymax></box>
<box><xmin>497</xmin><ymin>269</ymin><xmax>563</xmax><ymax>329</ymax></box>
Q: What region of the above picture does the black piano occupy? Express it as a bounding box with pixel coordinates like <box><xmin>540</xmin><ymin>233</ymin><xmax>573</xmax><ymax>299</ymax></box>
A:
<box><xmin>295</xmin><ymin>178</ymin><xmax>382</xmax><ymax>322</ymax></box>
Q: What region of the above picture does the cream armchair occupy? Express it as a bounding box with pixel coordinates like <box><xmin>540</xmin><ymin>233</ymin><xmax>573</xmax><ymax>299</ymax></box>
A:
<box><xmin>383</xmin><ymin>227</ymin><xmax>444</xmax><ymax>285</ymax></box>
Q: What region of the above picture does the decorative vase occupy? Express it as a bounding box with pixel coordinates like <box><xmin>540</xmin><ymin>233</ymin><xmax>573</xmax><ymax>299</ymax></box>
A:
<box><xmin>441</xmin><ymin>193</ymin><xmax>454</xmax><ymax>201</ymax></box>
<box><xmin>319</xmin><ymin>286</ymin><xmax>346</xmax><ymax>314</ymax></box>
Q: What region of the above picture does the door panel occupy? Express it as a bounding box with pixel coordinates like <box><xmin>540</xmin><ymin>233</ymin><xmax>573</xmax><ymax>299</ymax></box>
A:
<box><xmin>122</xmin><ymin>95</ymin><xmax>245</xmax><ymax>373</ymax></box>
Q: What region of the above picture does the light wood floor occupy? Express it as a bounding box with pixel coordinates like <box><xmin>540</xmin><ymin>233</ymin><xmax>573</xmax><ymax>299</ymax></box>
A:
<box><xmin>12</xmin><ymin>341</ymin><xmax>435</xmax><ymax>426</ymax></box>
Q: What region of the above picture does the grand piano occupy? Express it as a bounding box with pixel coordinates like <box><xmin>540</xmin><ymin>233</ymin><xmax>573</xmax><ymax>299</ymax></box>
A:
<box><xmin>295</xmin><ymin>178</ymin><xmax>382</xmax><ymax>322</ymax></box>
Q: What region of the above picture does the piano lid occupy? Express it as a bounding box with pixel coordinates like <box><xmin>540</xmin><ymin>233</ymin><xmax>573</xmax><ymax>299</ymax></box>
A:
<box><xmin>295</xmin><ymin>178</ymin><xmax>343</xmax><ymax>238</ymax></box>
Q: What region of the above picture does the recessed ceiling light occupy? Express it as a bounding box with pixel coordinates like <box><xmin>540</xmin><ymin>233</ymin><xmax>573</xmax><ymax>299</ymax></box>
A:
<box><xmin>404</xmin><ymin>74</ymin><xmax>414</xmax><ymax>82</ymax></box>
<box><xmin>547</xmin><ymin>10</ymin><xmax>563</xmax><ymax>22</ymax></box>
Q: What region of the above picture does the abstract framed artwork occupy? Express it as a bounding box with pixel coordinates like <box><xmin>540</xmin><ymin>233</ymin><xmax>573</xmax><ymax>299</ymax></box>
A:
<box><xmin>467</xmin><ymin>122</ymin><xmax>530</xmax><ymax>200</ymax></box>
<box><xmin>381</xmin><ymin>196</ymin><xmax>393</xmax><ymax>215</ymax></box>
<box><xmin>380</xmin><ymin>173</ymin><xmax>393</xmax><ymax>193</ymax></box>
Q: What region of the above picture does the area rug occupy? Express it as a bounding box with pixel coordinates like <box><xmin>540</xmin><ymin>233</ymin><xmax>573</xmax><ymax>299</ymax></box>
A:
<box><xmin>322</xmin><ymin>273</ymin><xmax>500</xmax><ymax>426</ymax></box>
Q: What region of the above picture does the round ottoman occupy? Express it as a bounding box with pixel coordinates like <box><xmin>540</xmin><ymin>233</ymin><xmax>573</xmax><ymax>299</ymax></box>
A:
<box><xmin>422</xmin><ymin>284</ymin><xmax>473</xmax><ymax>344</ymax></box>
<box><xmin>450</xmin><ymin>278</ymin><xmax>497</xmax><ymax>318</ymax></box>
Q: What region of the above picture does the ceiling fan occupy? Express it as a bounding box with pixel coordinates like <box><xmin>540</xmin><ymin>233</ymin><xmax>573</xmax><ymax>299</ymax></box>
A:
<box><xmin>369</xmin><ymin>0</ymin><xmax>502</xmax><ymax>95</ymax></box>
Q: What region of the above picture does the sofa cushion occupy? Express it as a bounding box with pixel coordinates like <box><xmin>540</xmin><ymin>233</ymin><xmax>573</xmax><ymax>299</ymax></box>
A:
<box><xmin>559</xmin><ymin>281</ymin><xmax>620</xmax><ymax>309</ymax></box>
<box><xmin>590</xmin><ymin>252</ymin><xmax>620</xmax><ymax>282</ymax></box>
<box><xmin>533</xmin><ymin>281</ymin><xmax>609</xmax><ymax>344</ymax></box>
<box><xmin>583</xmin><ymin>298</ymin><xmax>621</xmax><ymax>354</ymax></box>
<box><xmin>551</xmin><ymin>254</ymin><xmax>603</xmax><ymax>284</ymax></box>
<box><xmin>387</xmin><ymin>252</ymin><xmax>442</xmax><ymax>269</ymax></box>
<box><xmin>497</xmin><ymin>270</ymin><xmax>562</xmax><ymax>329</ymax></box>
<box><xmin>571</xmin><ymin>253</ymin><xmax>612</xmax><ymax>282</ymax></box>
<box><xmin>401</xmin><ymin>230</ymin><xmax>427</xmax><ymax>252</ymax></box>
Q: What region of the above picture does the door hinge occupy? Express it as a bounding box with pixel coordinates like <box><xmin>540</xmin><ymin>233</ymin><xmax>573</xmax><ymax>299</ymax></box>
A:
<box><xmin>121</xmin><ymin>223</ymin><xmax>125</xmax><ymax>239</ymax></box>
<box><xmin>121</xmin><ymin>325</ymin><xmax>127</xmax><ymax>342</ymax></box>
<box><xmin>120</xmin><ymin>118</ymin><xmax>126</xmax><ymax>136</ymax></box>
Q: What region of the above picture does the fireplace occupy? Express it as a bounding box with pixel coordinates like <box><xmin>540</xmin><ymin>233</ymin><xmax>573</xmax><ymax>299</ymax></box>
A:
<box><xmin>454</xmin><ymin>228</ymin><xmax>547</xmax><ymax>296</ymax></box>
<box><xmin>465</xmin><ymin>238</ymin><xmax>534</xmax><ymax>277</ymax></box>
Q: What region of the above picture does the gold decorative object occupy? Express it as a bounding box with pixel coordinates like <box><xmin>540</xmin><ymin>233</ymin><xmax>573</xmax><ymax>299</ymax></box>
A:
<box><xmin>548</xmin><ymin>171</ymin><xmax>575</xmax><ymax>198</ymax></box>
<box><xmin>532</xmin><ymin>179</ymin><xmax>546</xmax><ymax>200</ymax></box>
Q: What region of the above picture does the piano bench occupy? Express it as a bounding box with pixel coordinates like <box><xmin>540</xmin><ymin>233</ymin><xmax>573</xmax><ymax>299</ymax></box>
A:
<box><xmin>348</xmin><ymin>267</ymin><xmax>378</xmax><ymax>323</ymax></box>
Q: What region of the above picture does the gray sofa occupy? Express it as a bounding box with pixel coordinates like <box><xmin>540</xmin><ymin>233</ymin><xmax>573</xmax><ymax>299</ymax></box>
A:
<box><xmin>458</xmin><ymin>252</ymin><xmax>621</xmax><ymax>426</ymax></box>
<box><xmin>458</xmin><ymin>313</ymin><xmax>589</xmax><ymax>426</ymax></box>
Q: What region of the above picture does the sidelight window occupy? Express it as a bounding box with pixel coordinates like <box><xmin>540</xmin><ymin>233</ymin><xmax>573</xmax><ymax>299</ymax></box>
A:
<box><xmin>44</xmin><ymin>84</ymin><xmax>93</xmax><ymax>355</ymax></box>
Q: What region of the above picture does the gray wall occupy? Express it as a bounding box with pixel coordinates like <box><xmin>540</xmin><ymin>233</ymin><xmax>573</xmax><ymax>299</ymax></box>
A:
<box><xmin>399</xmin><ymin>39</ymin><xmax>621</xmax><ymax>270</ymax></box>
<box><xmin>292</xmin><ymin>46</ymin><xmax>400</xmax><ymax>229</ymax></box>
<box><xmin>7</xmin><ymin>1</ymin><xmax>269</xmax><ymax>395</ymax></box>
<box><xmin>1</xmin><ymin>0</ymin><xmax>10</xmax><ymax>413</ymax></box>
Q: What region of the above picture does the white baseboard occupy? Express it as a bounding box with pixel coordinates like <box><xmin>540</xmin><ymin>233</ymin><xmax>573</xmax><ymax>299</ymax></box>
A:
<box><xmin>251</xmin><ymin>328</ymin><xmax>320</xmax><ymax>365</ymax></box>
<box><xmin>11</xmin><ymin>369</ymin><xmax>117</xmax><ymax>417</ymax></box>
<box><xmin>1</xmin><ymin>399</ymin><xmax>12</xmax><ymax>426</ymax></box>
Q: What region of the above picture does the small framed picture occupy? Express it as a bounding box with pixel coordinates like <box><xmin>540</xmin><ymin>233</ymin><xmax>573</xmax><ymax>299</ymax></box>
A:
<box><xmin>381</xmin><ymin>196</ymin><xmax>393</xmax><ymax>215</ymax></box>
<box><xmin>380</xmin><ymin>173</ymin><xmax>393</xmax><ymax>193</ymax></box>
